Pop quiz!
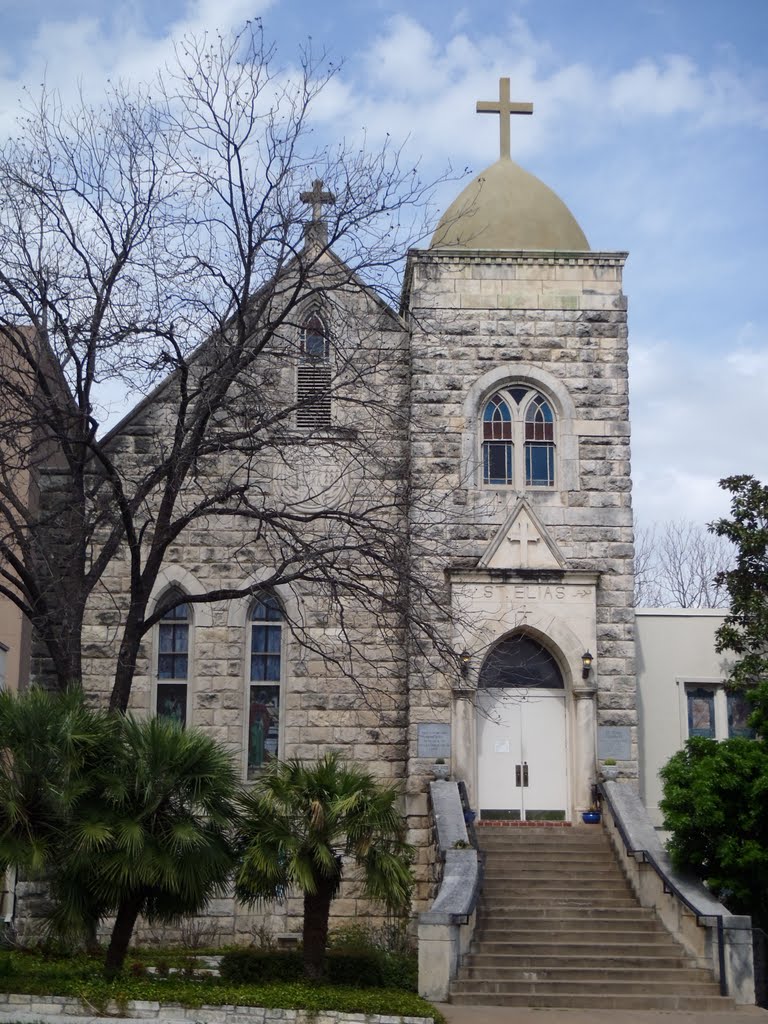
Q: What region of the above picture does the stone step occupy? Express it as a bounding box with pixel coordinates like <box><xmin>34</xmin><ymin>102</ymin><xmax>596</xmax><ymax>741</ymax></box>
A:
<box><xmin>483</xmin><ymin>863</ymin><xmax>621</xmax><ymax>874</ymax></box>
<box><xmin>474</xmin><ymin>927</ymin><xmax>671</xmax><ymax>943</ymax></box>
<box><xmin>481</xmin><ymin>883</ymin><xmax>633</xmax><ymax>897</ymax></box>
<box><xmin>483</xmin><ymin>873</ymin><xmax>628</xmax><ymax>885</ymax></box>
<box><xmin>467</xmin><ymin>942</ymin><xmax>685</xmax><ymax>959</ymax></box>
<box><xmin>449</xmin><ymin>993</ymin><xmax>732</xmax><ymax>1011</ymax></box>
<box><xmin>479</xmin><ymin>831</ymin><xmax>610</xmax><ymax>839</ymax></box>
<box><xmin>454</xmin><ymin>824</ymin><xmax>725</xmax><ymax>1012</ymax></box>
<box><xmin>463</xmin><ymin>957</ymin><xmax>695</xmax><ymax>974</ymax></box>
<box><xmin>475</xmin><ymin>916</ymin><xmax>664</xmax><ymax>933</ymax></box>
<box><xmin>457</xmin><ymin>964</ymin><xmax>714</xmax><ymax>983</ymax></box>
<box><xmin>451</xmin><ymin>976</ymin><xmax>720</xmax><ymax>995</ymax></box>
<box><xmin>483</xmin><ymin>851</ymin><xmax>618</xmax><ymax>860</ymax></box>
<box><xmin>482</xmin><ymin>845</ymin><xmax>617</xmax><ymax>856</ymax></box>
<box><xmin>477</xmin><ymin>897</ymin><xmax>642</xmax><ymax>910</ymax></box>
<box><xmin>473</xmin><ymin>909</ymin><xmax>659</xmax><ymax>925</ymax></box>
<box><xmin>477</xmin><ymin>825</ymin><xmax>606</xmax><ymax>835</ymax></box>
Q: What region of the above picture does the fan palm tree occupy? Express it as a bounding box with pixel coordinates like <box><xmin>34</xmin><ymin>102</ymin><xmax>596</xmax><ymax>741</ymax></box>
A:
<box><xmin>235</xmin><ymin>753</ymin><xmax>413</xmax><ymax>980</ymax></box>
<box><xmin>61</xmin><ymin>714</ymin><xmax>240</xmax><ymax>975</ymax></box>
<box><xmin>0</xmin><ymin>690</ymin><xmax>240</xmax><ymax>975</ymax></box>
<box><xmin>0</xmin><ymin>687</ymin><xmax>118</xmax><ymax>948</ymax></box>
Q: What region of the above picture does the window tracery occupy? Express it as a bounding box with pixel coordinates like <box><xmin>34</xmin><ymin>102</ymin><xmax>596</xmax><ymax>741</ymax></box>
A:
<box><xmin>479</xmin><ymin>633</ymin><xmax>564</xmax><ymax>689</ymax></box>
<box><xmin>480</xmin><ymin>387</ymin><xmax>557</xmax><ymax>488</ymax></box>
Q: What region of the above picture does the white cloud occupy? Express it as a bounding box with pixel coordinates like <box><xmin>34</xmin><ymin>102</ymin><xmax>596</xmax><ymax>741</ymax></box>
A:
<box><xmin>629</xmin><ymin>332</ymin><xmax>768</xmax><ymax>527</ymax></box>
<box><xmin>0</xmin><ymin>0</ymin><xmax>274</xmax><ymax>137</ymax></box>
<box><xmin>324</xmin><ymin>16</ymin><xmax>768</xmax><ymax>167</ymax></box>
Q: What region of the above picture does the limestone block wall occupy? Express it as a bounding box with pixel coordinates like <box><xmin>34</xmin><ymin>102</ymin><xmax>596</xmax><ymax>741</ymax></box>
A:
<box><xmin>402</xmin><ymin>248</ymin><xmax>636</xmax><ymax>834</ymax></box>
<box><xmin>75</xmin><ymin>281</ymin><xmax>414</xmax><ymax>942</ymax></box>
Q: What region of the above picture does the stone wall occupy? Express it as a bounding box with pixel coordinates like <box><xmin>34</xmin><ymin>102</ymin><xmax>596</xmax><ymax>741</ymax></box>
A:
<box><xmin>402</xmin><ymin>248</ymin><xmax>636</xmax><ymax>828</ymax></box>
<box><xmin>75</xmin><ymin>270</ymin><xmax>415</xmax><ymax>941</ymax></box>
<box><xmin>0</xmin><ymin>995</ymin><xmax>434</xmax><ymax>1024</ymax></box>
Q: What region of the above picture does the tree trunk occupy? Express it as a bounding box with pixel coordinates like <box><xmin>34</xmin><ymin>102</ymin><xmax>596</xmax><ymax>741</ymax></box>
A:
<box><xmin>302</xmin><ymin>875</ymin><xmax>337</xmax><ymax>981</ymax></box>
<box><xmin>109</xmin><ymin>612</ymin><xmax>146</xmax><ymax>713</ymax></box>
<box><xmin>104</xmin><ymin>891</ymin><xmax>144</xmax><ymax>977</ymax></box>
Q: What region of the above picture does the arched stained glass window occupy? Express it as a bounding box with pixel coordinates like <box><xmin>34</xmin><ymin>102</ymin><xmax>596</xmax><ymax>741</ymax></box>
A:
<box><xmin>479</xmin><ymin>387</ymin><xmax>557</xmax><ymax>489</ymax></box>
<box><xmin>524</xmin><ymin>394</ymin><xmax>555</xmax><ymax>487</ymax></box>
<box><xmin>156</xmin><ymin>589</ymin><xmax>191</xmax><ymax>727</ymax></box>
<box><xmin>248</xmin><ymin>593</ymin><xmax>283</xmax><ymax>777</ymax></box>
<box><xmin>301</xmin><ymin>313</ymin><xmax>329</xmax><ymax>360</ymax></box>
<box><xmin>479</xmin><ymin>633</ymin><xmax>564</xmax><ymax>689</ymax></box>
<box><xmin>482</xmin><ymin>394</ymin><xmax>513</xmax><ymax>485</ymax></box>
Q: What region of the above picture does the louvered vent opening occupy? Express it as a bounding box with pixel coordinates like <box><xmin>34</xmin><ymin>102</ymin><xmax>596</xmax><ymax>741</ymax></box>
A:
<box><xmin>296</xmin><ymin>362</ymin><xmax>332</xmax><ymax>429</ymax></box>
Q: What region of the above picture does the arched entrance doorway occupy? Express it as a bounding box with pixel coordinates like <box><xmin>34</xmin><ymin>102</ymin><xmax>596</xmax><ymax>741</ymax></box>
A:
<box><xmin>476</xmin><ymin>632</ymin><xmax>569</xmax><ymax>821</ymax></box>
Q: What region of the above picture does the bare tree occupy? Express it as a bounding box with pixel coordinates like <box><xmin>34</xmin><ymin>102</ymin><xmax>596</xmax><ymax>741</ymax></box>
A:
<box><xmin>0</xmin><ymin>23</ymin><xmax>459</xmax><ymax>711</ymax></box>
<box><xmin>633</xmin><ymin>519</ymin><xmax>732</xmax><ymax>608</ymax></box>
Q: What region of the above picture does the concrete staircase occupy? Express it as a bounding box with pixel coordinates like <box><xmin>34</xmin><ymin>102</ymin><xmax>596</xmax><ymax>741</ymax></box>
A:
<box><xmin>450</xmin><ymin>824</ymin><xmax>733</xmax><ymax>1010</ymax></box>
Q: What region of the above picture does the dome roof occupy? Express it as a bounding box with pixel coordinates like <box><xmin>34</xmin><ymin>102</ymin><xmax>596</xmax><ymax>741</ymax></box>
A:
<box><xmin>430</xmin><ymin>157</ymin><xmax>589</xmax><ymax>252</ymax></box>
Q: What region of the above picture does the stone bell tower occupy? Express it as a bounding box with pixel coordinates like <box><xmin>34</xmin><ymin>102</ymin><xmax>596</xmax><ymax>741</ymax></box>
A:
<box><xmin>401</xmin><ymin>79</ymin><xmax>635</xmax><ymax>842</ymax></box>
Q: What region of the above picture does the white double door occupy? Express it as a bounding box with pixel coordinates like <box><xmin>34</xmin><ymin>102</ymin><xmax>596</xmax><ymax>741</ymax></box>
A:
<box><xmin>477</xmin><ymin>688</ymin><xmax>568</xmax><ymax>821</ymax></box>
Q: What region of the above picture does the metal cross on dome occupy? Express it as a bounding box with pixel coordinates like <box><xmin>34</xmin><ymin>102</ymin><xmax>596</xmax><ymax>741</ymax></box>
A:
<box><xmin>476</xmin><ymin>78</ymin><xmax>533</xmax><ymax>160</ymax></box>
<box><xmin>300</xmin><ymin>179</ymin><xmax>336</xmax><ymax>222</ymax></box>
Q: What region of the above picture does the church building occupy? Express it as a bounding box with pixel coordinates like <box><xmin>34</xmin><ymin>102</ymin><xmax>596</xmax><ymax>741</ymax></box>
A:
<box><xmin>76</xmin><ymin>78</ymin><xmax>636</xmax><ymax>939</ymax></box>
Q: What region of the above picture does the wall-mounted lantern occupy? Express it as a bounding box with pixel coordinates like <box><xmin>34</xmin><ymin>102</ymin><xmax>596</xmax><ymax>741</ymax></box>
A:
<box><xmin>581</xmin><ymin>650</ymin><xmax>594</xmax><ymax>680</ymax></box>
<box><xmin>460</xmin><ymin>649</ymin><xmax>472</xmax><ymax>677</ymax></box>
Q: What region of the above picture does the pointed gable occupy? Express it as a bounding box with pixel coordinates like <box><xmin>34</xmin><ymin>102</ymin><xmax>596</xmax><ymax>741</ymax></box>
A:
<box><xmin>478</xmin><ymin>498</ymin><xmax>565</xmax><ymax>571</ymax></box>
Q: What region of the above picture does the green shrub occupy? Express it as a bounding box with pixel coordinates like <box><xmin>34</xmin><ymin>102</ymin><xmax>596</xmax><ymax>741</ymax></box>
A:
<box><xmin>325</xmin><ymin>950</ymin><xmax>385</xmax><ymax>987</ymax></box>
<box><xmin>379</xmin><ymin>953</ymin><xmax>417</xmax><ymax>992</ymax></box>
<box><xmin>218</xmin><ymin>947</ymin><xmax>415</xmax><ymax>991</ymax></box>
<box><xmin>0</xmin><ymin>950</ymin><xmax>437</xmax><ymax>1019</ymax></box>
<box><xmin>219</xmin><ymin>949</ymin><xmax>304</xmax><ymax>983</ymax></box>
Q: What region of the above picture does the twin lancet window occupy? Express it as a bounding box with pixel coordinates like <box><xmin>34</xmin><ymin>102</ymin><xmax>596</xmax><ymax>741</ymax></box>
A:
<box><xmin>296</xmin><ymin>313</ymin><xmax>332</xmax><ymax>429</ymax></box>
<box><xmin>482</xmin><ymin>388</ymin><xmax>556</xmax><ymax>488</ymax></box>
<box><xmin>154</xmin><ymin>589</ymin><xmax>283</xmax><ymax>777</ymax></box>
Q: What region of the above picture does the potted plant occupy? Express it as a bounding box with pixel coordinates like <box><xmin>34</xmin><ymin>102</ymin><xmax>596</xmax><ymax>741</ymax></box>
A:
<box><xmin>600</xmin><ymin>758</ymin><xmax>619</xmax><ymax>781</ymax></box>
<box><xmin>582</xmin><ymin>804</ymin><xmax>601</xmax><ymax>824</ymax></box>
<box><xmin>432</xmin><ymin>758</ymin><xmax>451</xmax><ymax>780</ymax></box>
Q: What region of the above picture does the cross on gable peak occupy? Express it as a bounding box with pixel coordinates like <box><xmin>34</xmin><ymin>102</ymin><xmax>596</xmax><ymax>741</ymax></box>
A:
<box><xmin>476</xmin><ymin>77</ymin><xmax>533</xmax><ymax>160</ymax></box>
<box><xmin>300</xmin><ymin>178</ymin><xmax>336</xmax><ymax>224</ymax></box>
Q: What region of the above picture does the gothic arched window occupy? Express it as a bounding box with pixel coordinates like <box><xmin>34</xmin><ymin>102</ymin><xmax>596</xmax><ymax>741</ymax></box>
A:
<box><xmin>247</xmin><ymin>593</ymin><xmax>283</xmax><ymax>777</ymax></box>
<box><xmin>524</xmin><ymin>394</ymin><xmax>555</xmax><ymax>487</ymax></box>
<box><xmin>301</xmin><ymin>313</ymin><xmax>329</xmax><ymax>360</ymax></box>
<box><xmin>479</xmin><ymin>633</ymin><xmax>564</xmax><ymax>690</ymax></box>
<box><xmin>156</xmin><ymin>589</ymin><xmax>191</xmax><ymax>727</ymax></box>
<box><xmin>482</xmin><ymin>394</ymin><xmax>513</xmax><ymax>485</ymax></box>
<box><xmin>480</xmin><ymin>386</ymin><xmax>557</xmax><ymax>489</ymax></box>
<box><xmin>297</xmin><ymin>313</ymin><xmax>332</xmax><ymax>429</ymax></box>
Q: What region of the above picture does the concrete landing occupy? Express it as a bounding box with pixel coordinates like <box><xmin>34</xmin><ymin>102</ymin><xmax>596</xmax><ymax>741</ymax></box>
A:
<box><xmin>439</xmin><ymin>1001</ymin><xmax>768</xmax><ymax>1024</ymax></box>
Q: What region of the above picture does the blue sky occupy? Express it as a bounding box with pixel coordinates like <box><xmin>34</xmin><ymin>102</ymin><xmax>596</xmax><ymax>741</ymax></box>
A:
<box><xmin>0</xmin><ymin>0</ymin><xmax>766</xmax><ymax>527</ymax></box>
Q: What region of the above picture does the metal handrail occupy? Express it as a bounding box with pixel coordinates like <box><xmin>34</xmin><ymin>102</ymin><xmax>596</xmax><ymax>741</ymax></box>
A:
<box><xmin>597</xmin><ymin>782</ymin><xmax>727</xmax><ymax>997</ymax></box>
<box><xmin>454</xmin><ymin>779</ymin><xmax>484</xmax><ymax>924</ymax></box>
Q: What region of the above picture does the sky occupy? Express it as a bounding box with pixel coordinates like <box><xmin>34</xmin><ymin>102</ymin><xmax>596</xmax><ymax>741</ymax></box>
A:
<box><xmin>0</xmin><ymin>0</ymin><xmax>766</xmax><ymax>529</ymax></box>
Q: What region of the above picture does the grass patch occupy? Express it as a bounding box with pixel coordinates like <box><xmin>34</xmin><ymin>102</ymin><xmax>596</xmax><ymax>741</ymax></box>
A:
<box><xmin>0</xmin><ymin>952</ymin><xmax>442</xmax><ymax>1022</ymax></box>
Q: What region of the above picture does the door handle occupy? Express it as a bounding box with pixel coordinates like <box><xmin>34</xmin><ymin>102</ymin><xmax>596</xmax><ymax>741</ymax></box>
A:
<box><xmin>522</xmin><ymin>762</ymin><xmax>529</xmax><ymax>787</ymax></box>
<box><xmin>515</xmin><ymin>764</ymin><xmax>521</xmax><ymax>787</ymax></box>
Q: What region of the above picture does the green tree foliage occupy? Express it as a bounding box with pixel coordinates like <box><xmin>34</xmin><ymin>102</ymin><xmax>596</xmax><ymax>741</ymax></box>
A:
<box><xmin>660</xmin><ymin>737</ymin><xmax>768</xmax><ymax>929</ymax></box>
<box><xmin>660</xmin><ymin>476</ymin><xmax>768</xmax><ymax>929</ymax></box>
<box><xmin>711</xmin><ymin>474</ymin><xmax>768</xmax><ymax>732</ymax></box>
<box><xmin>0</xmin><ymin>689</ymin><xmax>239</xmax><ymax>975</ymax></box>
<box><xmin>235</xmin><ymin>754</ymin><xmax>413</xmax><ymax>981</ymax></box>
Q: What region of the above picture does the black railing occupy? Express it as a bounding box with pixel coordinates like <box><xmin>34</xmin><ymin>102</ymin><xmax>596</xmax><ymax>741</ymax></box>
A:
<box><xmin>452</xmin><ymin>780</ymin><xmax>484</xmax><ymax>925</ymax></box>
<box><xmin>597</xmin><ymin>782</ymin><xmax>728</xmax><ymax>997</ymax></box>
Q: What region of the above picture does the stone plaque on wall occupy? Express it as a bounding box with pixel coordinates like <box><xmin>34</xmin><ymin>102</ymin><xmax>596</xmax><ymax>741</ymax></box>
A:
<box><xmin>598</xmin><ymin>726</ymin><xmax>631</xmax><ymax>761</ymax></box>
<box><xmin>417</xmin><ymin>723</ymin><xmax>452</xmax><ymax>759</ymax></box>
